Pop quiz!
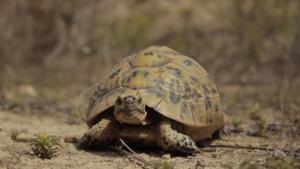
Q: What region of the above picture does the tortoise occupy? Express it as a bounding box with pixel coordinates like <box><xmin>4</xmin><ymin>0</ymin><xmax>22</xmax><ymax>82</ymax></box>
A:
<box><xmin>76</xmin><ymin>46</ymin><xmax>225</xmax><ymax>154</ymax></box>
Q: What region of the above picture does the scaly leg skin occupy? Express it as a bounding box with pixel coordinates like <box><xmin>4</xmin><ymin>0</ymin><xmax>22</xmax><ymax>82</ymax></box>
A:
<box><xmin>157</xmin><ymin>118</ymin><xmax>198</xmax><ymax>154</ymax></box>
<box><xmin>77</xmin><ymin>116</ymin><xmax>119</xmax><ymax>149</ymax></box>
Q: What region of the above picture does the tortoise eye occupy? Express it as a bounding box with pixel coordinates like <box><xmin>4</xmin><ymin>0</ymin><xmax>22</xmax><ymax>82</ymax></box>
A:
<box><xmin>116</xmin><ymin>96</ymin><xmax>122</xmax><ymax>105</ymax></box>
<box><xmin>137</xmin><ymin>97</ymin><xmax>142</xmax><ymax>103</ymax></box>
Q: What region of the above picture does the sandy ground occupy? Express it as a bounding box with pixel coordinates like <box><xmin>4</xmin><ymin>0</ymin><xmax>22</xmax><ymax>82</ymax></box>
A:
<box><xmin>0</xmin><ymin>110</ymin><xmax>299</xmax><ymax>169</ymax></box>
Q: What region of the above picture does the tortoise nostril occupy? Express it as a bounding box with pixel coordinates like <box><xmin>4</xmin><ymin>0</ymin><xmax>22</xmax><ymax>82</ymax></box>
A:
<box><xmin>125</xmin><ymin>96</ymin><xmax>136</xmax><ymax>104</ymax></box>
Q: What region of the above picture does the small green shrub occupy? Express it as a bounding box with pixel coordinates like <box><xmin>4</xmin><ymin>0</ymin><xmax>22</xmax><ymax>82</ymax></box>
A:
<box><xmin>232</xmin><ymin>117</ymin><xmax>242</xmax><ymax>131</ymax></box>
<box><xmin>248</xmin><ymin>103</ymin><xmax>260</xmax><ymax>115</ymax></box>
<box><xmin>248</xmin><ymin>103</ymin><xmax>266</xmax><ymax>136</ymax></box>
<box><xmin>30</xmin><ymin>133</ymin><xmax>61</xmax><ymax>159</ymax></box>
<box><xmin>154</xmin><ymin>160</ymin><xmax>175</xmax><ymax>169</ymax></box>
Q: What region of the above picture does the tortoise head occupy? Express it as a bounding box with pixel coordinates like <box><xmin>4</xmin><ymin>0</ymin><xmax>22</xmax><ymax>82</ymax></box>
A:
<box><xmin>113</xmin><ymin>94</ymin><xmax>148</xmax><ymax>125</ymax></box>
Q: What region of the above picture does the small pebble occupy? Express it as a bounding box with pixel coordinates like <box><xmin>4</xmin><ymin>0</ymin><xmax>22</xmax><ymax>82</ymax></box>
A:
<box><xmin>162</xmin><ymin>154</ymin><xmax>171</xmax><ymax>159</ymax></box>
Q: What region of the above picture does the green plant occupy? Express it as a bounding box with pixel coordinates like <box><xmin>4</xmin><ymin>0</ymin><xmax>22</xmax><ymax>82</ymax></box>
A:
<box><xmin>251</xmin><ymin>115</ymin><xmax>266</xmax><ymax>136</ymax></box>
<box><xmin>232</xmin><ymin>117</ymin><xmax>242</xmax><ymax>130</ymax></box>
<box><xmin>30</xmin><ymin>133</ymin><xmax>61</xmax><ymax>159</ymax></box>
<box><xmin>248</xmin><ymin>103</ymin><xmax>266</xmax><ymax>136</ymax></box>
<box><xmin>248</xmin><ymin>103</ymin><xmax>260</xmax><ymax>115</ymax></box>
<box><xmin>154</xmin><ymin>160</ymin><xmax>175</xmax><ymax>169</ymax></box>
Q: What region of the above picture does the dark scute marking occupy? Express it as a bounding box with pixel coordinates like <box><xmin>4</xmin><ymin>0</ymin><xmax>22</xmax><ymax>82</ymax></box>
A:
<box><xmin>121</xmin><ymin>76</ymin><xmax>132</xmax><ymax>87</ymax></box>
<box><xmin>212</xmin><ymin>88</ymin><xmax>217</xmax><ymax>94</ymax></box>
<box><xmin>143</xmin><ymin>71</ymin><xmax>150</xmax><ymax>77</ymax></box>
<box><xmin>128</xmin><ymin>61</ymin><xmax>134</xmax><ymax>68</ymax></box>
<box><xmin>182</xmin><ymin>94</ymin><xmax>190</xmax><ymax>100</ymax></box>
<box><xmin>182</xmin><ymin>83</ymin><xmax>193</xmax><ymax>100</ymax></box>
<box><xmin>162</xmin><ymin>81</ymin><xmax>173</xmax><ymax>90</ymax></box>
<box><xmin>95</xmin><ymin>85</ymin><xmax>110</xmax><ymax>99</ymax></box>
<box><xmin>114</xmin><ymin>87</ymin><xmax>126</xmax><ymax>95</ymax></box>
<box><xmin>202</xmin><ymin>84</ymin><xmax>211</xmax><ymax>95</ymax></box>
<box><xmin>154</xmin><ymin>78</ymin><xmax>165</xmax><ymax>86</ymax></box>
<box><xmin>189</xmin><ymin>104</ymin><xmax>196</xmax><ymax>113</ymax></box>
<box><xmin>215</xmin><ymin>104</ymin><xmax>219</xmax><ymax>112</ymax></box>
<box><xmin>184</xmin><ymin>82</ymin><xmax>192</xmax><ymax>93</ymax></box>
<box><xmin>207</xmin><ymin>76</ymin><xmax>217</xmax><ymax>94</ymax></box>
<box><xmin>169</xmin><ymin>92</ymin><xmax>181</xmax><ymax>104</ymax></box>
<box><xmin>191</xmin><ymin>92</ymin><xmax>202</xmax><ymax>100</ymax></box>
<box><xmin>109</xmin><ymin>68</ymin><xmax>121</xmax><ymax>79</ymax></box>
<box><xmin>91</xmin><ymin>85</ymin><xmax>121</xmax><ymax>107</ymax></box>
<box><xmin>190</xmin><ymin>76</ymin><xmax>199</xmax><ymax>83</ymax></box>
<box><xmin>204</xmin><ymin>96</ymin><xmax>212</xmax><ymax>111</ymax></box>
<box><xmin>144</xmin><ymin>52</ymin><xmax>154</xmax><ymax>56</ymax></box>
<box><xmin>132</xmin><ymin>70</ymin><xmax>138</xmax><ymax>77</ymax></box>
<box><xmin>171</xmin><ymin>78</ymin><xmax>181</xmax><ymax>91</ymax></box>
<box><xmin>180</xmin><ymin>102</ymin><xmax>189</xmax><ymax>115</ymax></box>
<box><xmin>208</xmin><ymin>118</ymin><xmax>213</xmax><ymax>123</ymax></box>
<box><xmin>146</xmin><ymin>88</ymin><xmax>165</xmax><ymax>98</ymax></box>
<box><xmin>183</xmin><ymin>59</ymin><xmax>193</xmax><ymax>66</ymax></box>
<box><xmin>157</xmin><ymin>61</ymin><xmax>169</xmax><ymax>67</ymax></box>
<box><xmin>166</xmin><ymin>66</ymin><xmax>181</xmax><ymax>77</ymax></box>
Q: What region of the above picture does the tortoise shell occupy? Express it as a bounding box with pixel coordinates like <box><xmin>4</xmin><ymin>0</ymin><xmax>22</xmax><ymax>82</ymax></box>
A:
<box><xmin>80</xmin><ymin>46</ymin><xmax>225</xmax><ymax>128</ymax></box>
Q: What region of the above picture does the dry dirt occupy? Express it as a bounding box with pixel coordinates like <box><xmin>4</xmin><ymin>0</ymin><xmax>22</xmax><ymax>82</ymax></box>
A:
<box><xmin>0</xmin><ymin>108</ymin><xmax>299</xmax><ymax>169</ymax></box>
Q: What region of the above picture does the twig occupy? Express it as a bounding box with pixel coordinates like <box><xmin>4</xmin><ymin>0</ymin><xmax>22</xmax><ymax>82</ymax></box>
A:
<box><xmin>202</xmin><ymin>143</ymin><xmax>300</xmax><ymax>155</ymax></box>
<box><xmin>110</xmin><ymin>144</ymin><xmax>156</xmax><ymax>169</ymax></box>
<box><xmin>119</xmin><ymin>138</ymin><xmax>137</xmax><ymax>154</ymax></box>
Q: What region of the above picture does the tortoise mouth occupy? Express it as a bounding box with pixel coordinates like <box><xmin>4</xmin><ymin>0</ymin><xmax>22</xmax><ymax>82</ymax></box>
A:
<box><xmin>113</xmin><ymin>110</ymin><xmax>147</xmax><ymax>125</ymax></box>
<box><xmin>87</xmin><ymin>106</ymin><xmax>159</xmax><ymax>128</ymax></box>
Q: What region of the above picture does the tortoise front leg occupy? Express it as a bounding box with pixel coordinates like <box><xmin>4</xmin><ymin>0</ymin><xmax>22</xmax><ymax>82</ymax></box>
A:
<box><xmin>78</xmin><ymin>116</ymin><xmax>119</xmax><ymax>149</ymax></box>
<box><xmin>157</xmin><ymin>118</ymin><xmax>198</xmax><ymax>154</ymax></box>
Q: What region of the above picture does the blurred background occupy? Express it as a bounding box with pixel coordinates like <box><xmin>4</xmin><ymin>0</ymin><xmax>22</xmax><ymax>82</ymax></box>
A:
<box><xmin>0</xmin><ymin>0</ymin><xmax>299</xmax><ymax>120</ymax></box>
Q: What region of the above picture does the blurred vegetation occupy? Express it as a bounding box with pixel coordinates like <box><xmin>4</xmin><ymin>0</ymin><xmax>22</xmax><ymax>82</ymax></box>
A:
<box><xmin>0</xmin><ymin>0</ymin><xmax>299</xmax><ymax>112</ymax></box>
<box><xmin>154</xmin><ymin>160</ymin><xmax>175</xmax><ymax>169</ymax></box>
<box><xmin>0</xmin><ymin>0</ymin><xmax>299</xmax><ymax>83</ymax></box>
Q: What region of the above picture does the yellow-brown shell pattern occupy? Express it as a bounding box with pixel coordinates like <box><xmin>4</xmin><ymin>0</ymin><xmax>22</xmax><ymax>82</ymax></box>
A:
<box><xmin>85</xmin><ymin>46</ymin><xmax>224</xmax><ymax>127</ymax></box>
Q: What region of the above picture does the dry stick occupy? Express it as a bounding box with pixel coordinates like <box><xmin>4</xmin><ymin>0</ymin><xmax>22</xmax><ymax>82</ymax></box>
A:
<box><xmin>111</xmin><ymin>139</ymin><xmax>156</xmax><ymax>169</ymax></box>
<box><xmin>119</xmin><ymin>138</ymin><xmax>137</xmax><ymax>154</ymax></box>
<box><xmin>202</xmin><ymin>143</ymin><xmax>300</xmax><ymax>155</ymax></box>
<box><xmin>111</xmin><ymin>146</ymin><xmax>155</xmax><ymax>169</ymax></box>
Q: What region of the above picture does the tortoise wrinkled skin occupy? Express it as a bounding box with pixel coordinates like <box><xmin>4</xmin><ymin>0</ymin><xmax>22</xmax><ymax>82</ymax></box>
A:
<box><xmin>79</xmin><ymin>46</ymin><xmax>225</xmax><ymax>152</ymax></box>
